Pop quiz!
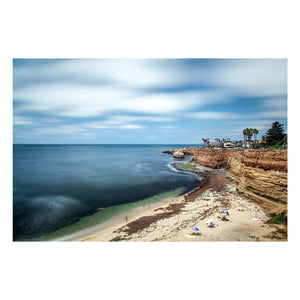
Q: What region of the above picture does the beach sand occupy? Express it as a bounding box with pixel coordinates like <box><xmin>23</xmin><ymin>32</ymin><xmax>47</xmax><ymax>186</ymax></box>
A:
<box><xmin>76</xmin><ymin>174</ymin><xmax>287</xmax><ymax>242</ymax></box>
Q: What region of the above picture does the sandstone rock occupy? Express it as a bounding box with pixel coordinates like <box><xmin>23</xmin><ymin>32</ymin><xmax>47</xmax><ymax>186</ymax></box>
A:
<box><xmin>173</xmin><ymin>151</ymin><xmax>184</xmax><ymax>158</ymax></box>
<box><xmin>167</xmin><ymin>147</ymin><xmax>287</xmax><ymax>213</ymax></box>
<box><xmin>162</xmin><ymin>150</ymin><xmax>173</xmax><ymax>154</ymax></box>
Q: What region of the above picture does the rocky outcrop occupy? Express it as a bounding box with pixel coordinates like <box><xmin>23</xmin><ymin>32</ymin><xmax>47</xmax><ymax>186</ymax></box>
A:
<box><xmin>173</xmin><ymin>150</ymin><xmax>185</xmax><ymax>158</ymax></box>
<box><xmin>163</xmin><ymin>148</ymin><xmax>194</xmax><ymax>155</ymax></box>
<box><xmin>192</xmin><ymin>149</ymin><xmax>228</xmax><ymax>168</ymax></box>
<box><xmin>164</xmin><ymin>148</ymin><xmax>288</xmax><ymax>212</ymax></box>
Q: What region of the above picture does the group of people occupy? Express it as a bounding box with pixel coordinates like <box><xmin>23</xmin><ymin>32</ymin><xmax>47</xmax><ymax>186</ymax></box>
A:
<box><xmin>205</xmin><ymin>208</ymin><xmax>230</xmax><ymax>229</ymax></box>
<box><xmin>218</xmin><ymin>209</ymin><xmax>229</xmax><ymax>221</ymax></box>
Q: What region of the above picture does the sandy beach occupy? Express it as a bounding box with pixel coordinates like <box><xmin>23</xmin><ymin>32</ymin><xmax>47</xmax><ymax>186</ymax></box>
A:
<box><xmin>77</xmin><ymin>172</ymin><xmax>287</xmax><ymax>242</ymax></box>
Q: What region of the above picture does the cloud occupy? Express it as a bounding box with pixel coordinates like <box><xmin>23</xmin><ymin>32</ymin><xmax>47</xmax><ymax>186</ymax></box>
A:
<box><xmin>186</xmin><ymin>111</ymin><xmax>242</xmax><ymax>120</ymax></box>
<box><xmin>157</xmin><ymin>125</ymin><xmax>178</xmax><ymax>132</ymax></box>
<box><xmin>13</xmin><ymin>116</ymin><xmax>34</xmax><ymax>125</ymax></box>
<box><xmin>228</xmin><ymin>119</ymin><xmax>274</xmax><ymax>127</ymax></box>
<box><xmin>260</xmin><ymin>97</ymin><xmax>287</xmax><ymax>110</ymax></box>
<box><xmin>94</xmin><ymin>115</ymin><xmax>176</xmax><ymax>125</ymax></box>
<box><xmin>14</xmin><ymin>58</ymin><xmax>287</xmax><ymax>96</ymax></box>
<box><xmin>205</xmin><ymin>59</ymin><xmax>287</xmax><ymax>97</ymax></box>
<box><xmin>118</xmin><ymin>124</ymin><xmax>144</xmax><ymax>129</ymax></box>
<box><xmin>14</xmin><ymin>83</ymin><xmax>224</xmax><ymax>117</ymax></box>
<box><xmin>256</xmin><ymin>110</ymin><xmax>287</xmax><ymax>119</ymax></box>
<box><xmin>15</xmin><ymin>59</ymin><xmax>286</xmax><ymax>120</ymax></box>
<box><xmin>15</xmin><ymin>120</ymin><xmax>145</xmax><ymax>140</ymax></box>
<box><xmin>254</xmin><ymin>97</ymin><xmax>287</xmax><ymax>119</ymax></box>
<box><xmin>13</xmin><ymin>114</ymin><xmax>63</xmax><ymax>126</ymax></box>
<box><xmin>13</xmin><ymin>59</ymin><xmax>185</xmax><ymax>89</ymax></box>
<box><xmin>81</xmin><ymin>122</ymin><xmax>144</xmax><ymax>130</ymax></box>
<box><xmin>13</xmin><ymin>59</ymin><xmax>287</xmax><ymax>143</ymax></box>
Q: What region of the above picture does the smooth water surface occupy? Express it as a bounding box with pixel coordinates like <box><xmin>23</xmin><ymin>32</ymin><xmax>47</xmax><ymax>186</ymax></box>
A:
<box><xmin>13</xmin><ymin>144</ymin><xmax>200</xmax><ymax>240</ymax></box>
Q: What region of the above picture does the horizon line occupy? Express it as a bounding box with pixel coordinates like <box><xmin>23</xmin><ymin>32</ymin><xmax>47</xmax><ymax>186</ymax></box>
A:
<box><xmin>13</xmin><ymin>143</ymin><xmax>204</xmax><ymax>145</ymax></box>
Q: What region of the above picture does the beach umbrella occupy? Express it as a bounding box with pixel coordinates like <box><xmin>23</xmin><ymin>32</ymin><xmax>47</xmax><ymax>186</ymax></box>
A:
<box><xmin>221</xmin><ymin>208</ymin><xmax>228</xmax><ymax>211</ymax></box>
<box><xmin>220</xmin><ymin>212</ymin><xmax>227</xmax><ymax>216</ymax></box>
<box><xmin>192</xmin><ymin>226</ymin><xmax>199</xmax><ymax>231</ymax></box>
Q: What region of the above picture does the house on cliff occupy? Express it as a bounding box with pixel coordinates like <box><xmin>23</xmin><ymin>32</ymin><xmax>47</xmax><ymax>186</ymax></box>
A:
<box><xmin>224</xmin><ymin>142</ymin><xmax>236</xmax><ymax>148</ymax></box>
<box><xmin>243</xmin><ymin>140</ymin><xmax>252</xmax><ymax>148</ymax></box>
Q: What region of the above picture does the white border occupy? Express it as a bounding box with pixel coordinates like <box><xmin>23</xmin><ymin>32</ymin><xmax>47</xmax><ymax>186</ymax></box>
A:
<box><xmin>1</xmin><ymin>1</ymin><xmax>298</xmax><ymax>300</ymax></box>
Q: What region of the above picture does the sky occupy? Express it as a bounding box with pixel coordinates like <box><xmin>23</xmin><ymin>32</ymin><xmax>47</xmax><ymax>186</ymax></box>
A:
<box><xmin>13</xmin><ymin>59</ymin><xmax>287</xmax><ymax>144</ymax></box>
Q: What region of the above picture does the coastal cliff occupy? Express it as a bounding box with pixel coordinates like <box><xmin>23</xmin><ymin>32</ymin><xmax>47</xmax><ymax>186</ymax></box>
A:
<box><xmin>165</xmin><ymin>148</ymin><xmax>287</xmax><ymax>212</ymax></box>
<box><xmin>226</xmin><ymin>150</ymin><xmax>287</xmax><ymax>212</ymax></box>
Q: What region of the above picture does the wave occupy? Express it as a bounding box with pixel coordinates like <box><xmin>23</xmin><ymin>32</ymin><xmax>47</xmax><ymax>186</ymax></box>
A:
<box><xmin>167</xmin><ymin>162</ymin><xmax>181</xmax><ymax>173</ymax></box>
<box><xmin>167</xmin><ymin>162</ymin><xmax>203</xmax><ymax>181</ymax></box>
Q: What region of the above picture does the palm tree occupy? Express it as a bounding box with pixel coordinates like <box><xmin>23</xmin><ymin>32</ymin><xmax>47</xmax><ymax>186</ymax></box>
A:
<box><xmin>242</xmin><ymin>129</ymin><xmax>247</xmax><ymax>147</ymax></box>
<box><xmin>249</xmin><ymin>128</ymin><xmax>254</xmax><ymax>148</ymax></box>
<box><xmin>253</xmin><ymin>128</ymin><xmax>259</xmax><ymax>143</ymax></box>
<box><xmin>242</xmin><ymin>128</ymin><xmax>253</xmax><ymax>148</ymax></box>
<box><xmin>202</xmin><ymin>138</ymin><xmax>210</xmax><ymax>147</ymax></box>
<box><xmin>246</xmin><ymin>128</ymin><xmax>253</xmax><ymax>142</ymax></box>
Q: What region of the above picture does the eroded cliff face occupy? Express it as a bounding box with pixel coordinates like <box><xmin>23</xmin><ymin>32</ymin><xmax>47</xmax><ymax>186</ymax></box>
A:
<box><xmin>170</xmin><ymin>148</ymin><xmax>288</xmax><ymax>212</ymax></box>
<box><xmin>226</xmin><ymin>150</ymin><xmax>287</xmax><ymax>212</ymax></box>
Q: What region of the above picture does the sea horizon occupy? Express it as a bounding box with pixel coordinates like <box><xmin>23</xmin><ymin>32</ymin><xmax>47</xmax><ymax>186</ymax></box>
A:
<box><xmin>13</xmin><ymin>143</ymin><xmax>203</xmax><ymax>145</ymax></box>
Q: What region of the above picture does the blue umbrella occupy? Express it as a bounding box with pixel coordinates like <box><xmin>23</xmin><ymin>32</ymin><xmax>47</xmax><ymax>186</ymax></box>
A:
<box><xmin>221</xmin><ymin>208</ymin><xmax>228</xmax><ymax>211</ymax></box>
<box><xmin>192</xmin><ymin>226</ymin><xmax>199</xmax><ymax>231</ymax></box>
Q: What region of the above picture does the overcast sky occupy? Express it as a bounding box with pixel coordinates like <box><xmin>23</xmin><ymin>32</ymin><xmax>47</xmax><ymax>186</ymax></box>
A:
<box><xmin>13</xmin><ymin>59</ymin><xmax>287</xmax><ymax>144</ymax></box>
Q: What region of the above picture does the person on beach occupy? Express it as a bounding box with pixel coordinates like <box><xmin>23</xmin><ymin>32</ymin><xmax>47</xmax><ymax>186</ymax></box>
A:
<box><xmin>207</xmin><ymin>221</ymin><xmax>214</xmax><ymax>228</ymax></box>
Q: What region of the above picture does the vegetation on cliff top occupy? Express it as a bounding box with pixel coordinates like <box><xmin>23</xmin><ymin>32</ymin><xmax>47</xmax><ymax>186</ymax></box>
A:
<box><xmin>201</xmin><ymin>121</ymin><xmax>287</xmax><ymax>149</ymax></box>
<box><xmin>266</xmin><ymin>121</ymin><xmax>287</xmax><ymax>147</ymax></box>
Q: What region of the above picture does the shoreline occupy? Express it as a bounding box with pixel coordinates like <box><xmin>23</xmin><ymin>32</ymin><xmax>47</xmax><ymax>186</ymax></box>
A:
<box><xmin>49</xmin><ymin>187</ymin><xmax>188</xmax><ymax>241</ymax></box>
<box><xmin>60</xmin><ymin>162</ymin><xmax>204</xmax><ymax>241</ymax></box>
<box><xmin>73</xmin><ymin>163</ymin><xmax>217</xmax><ymax>241</ymax></box>
<box><xmin>65</xmin><ymin>191</ymin><xmax>186</xmax><ymax>241</ymax></box>
<box><xmin>76</xmin><ymin>167</ymin><xmax>287</xmax><ymax>241</ymax></box>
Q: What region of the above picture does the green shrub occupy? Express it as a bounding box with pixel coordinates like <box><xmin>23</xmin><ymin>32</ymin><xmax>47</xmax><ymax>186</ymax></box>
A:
<box><xmin>265</xmin><ymin>212</ymin><xmax>287</xmax><ymax>225</ymax></box>
<box><xmin>271</xmin><ymin>144</ymin><xmax>282</xmax><ymax>149</ymax></box>
<box><xmin>181</xmin><ymin>163</ymin><xmax>197</xmax><ymax>170</ymax></box>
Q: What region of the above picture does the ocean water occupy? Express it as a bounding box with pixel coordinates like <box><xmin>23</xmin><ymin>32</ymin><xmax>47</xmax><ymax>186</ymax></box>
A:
<box><xmin>13</xmin><ymin>144</ymin><xmax>201</xmax><ymax>241</ymax></box>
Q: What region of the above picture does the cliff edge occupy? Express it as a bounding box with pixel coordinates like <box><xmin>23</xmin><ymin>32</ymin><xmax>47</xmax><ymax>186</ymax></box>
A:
<box><xmin>166</xmin><ymin>148</ymin><xmax>287</xmax><ymax>213</ymax></box>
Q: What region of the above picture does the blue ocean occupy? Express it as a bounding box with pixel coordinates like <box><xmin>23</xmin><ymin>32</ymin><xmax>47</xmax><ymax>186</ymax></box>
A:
<box><xmin>13</xmin><ymin>144</ymin><xmax>201</xmax><ymax>241</ymax></box>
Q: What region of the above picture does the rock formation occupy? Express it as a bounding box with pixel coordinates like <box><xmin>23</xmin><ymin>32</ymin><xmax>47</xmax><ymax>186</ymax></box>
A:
<box><xmin>172</xmin><ymin>150</ymin><xmax>185</xmax><ymax>158</ymax></box>
<box><xmin>164</xmin><ymin>148</ymin><xmax>288</xmax><ymax>213</ymax></box>
<box><xmin>226</xmin><ymin>150</ymin><xmax>287</xmax><ymax>212</ymax></box>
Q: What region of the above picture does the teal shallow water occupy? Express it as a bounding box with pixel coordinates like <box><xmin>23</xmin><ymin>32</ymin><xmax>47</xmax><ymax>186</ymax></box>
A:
<box><xmin>35</xmin><ymin>186</ymin><xmax>187</xmax><ymax>241</ymax></box>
